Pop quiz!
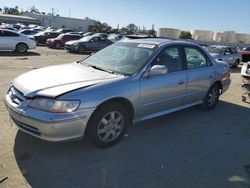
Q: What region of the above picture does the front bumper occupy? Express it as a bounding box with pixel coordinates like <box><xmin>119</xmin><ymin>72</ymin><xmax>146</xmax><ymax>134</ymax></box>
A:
<box><xmin>64</xmin><ymin>45</ymin><xmax>78</xmax><ymax>52</ymax></box>
<box><xmin>241</xmin><ymin>63</ymin><xmax>250</xmax><ymax>78</ymax></box>
<box><xmin>5</xmin><ymin>94</ymin><xmax>95</xmax><ymax>142</ymax></box>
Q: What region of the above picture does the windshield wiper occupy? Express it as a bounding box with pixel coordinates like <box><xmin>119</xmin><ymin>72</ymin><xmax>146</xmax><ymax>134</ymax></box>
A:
<box><xmin>89</xmin><ymin>65</ymin><xmax>115</xmax><ymax>74</ymax></box>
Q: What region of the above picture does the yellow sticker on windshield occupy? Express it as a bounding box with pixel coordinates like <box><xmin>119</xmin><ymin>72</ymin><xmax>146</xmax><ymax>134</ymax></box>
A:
<box><xmin>138</xmin><ymin>44</ymin><xmax>155</xmax><ymax>49</ymax></box>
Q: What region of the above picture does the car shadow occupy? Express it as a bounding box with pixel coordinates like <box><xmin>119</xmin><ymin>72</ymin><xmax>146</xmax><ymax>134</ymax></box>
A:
<box><xmin>14</xmin><ymin>101</ymin><xmax>250</xmax><ymax>188</ymax></box>
<box><xmin>0</xmin><ymin>51</ymin><xmax>40</xmax><ymax>57</ymax></box>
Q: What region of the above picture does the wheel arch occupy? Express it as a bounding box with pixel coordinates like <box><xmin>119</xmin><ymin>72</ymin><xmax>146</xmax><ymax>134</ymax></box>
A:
<box><xmin>91</xmin><ymin>97</ymin><xmax>135</xmax><ymax>123</ymax></box>
<box><xmin>16</xmin><ymin>42</ymin><xmax>28</xmax><ymax>49</ymax></box>
<box><xmin>213</xmin><ymin>80</ymin><xmax>223</xmax><ymax>94</ymax></box>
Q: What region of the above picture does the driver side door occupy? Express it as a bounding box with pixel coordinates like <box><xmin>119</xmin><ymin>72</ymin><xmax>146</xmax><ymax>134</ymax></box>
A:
<box><xmin>139</xmin><ymin>46</ymin><xmax>187</xmax><ymax>117</ymax></box>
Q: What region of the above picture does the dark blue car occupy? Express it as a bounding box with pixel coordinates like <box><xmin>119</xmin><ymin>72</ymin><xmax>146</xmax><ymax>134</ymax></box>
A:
<box><xmin>64</xmin><ymin>36</ymin><xmax>113</xmax><ymax>54</ymax></box>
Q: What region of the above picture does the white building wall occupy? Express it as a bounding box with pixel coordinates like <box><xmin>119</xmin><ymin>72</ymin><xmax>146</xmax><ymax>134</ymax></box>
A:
<box><xmin>24</xmin><ymin>13</ymin><xmax>95</xmax><ymax>32</ymax></box>
<box><xmin>235</xmin><ymin>33</ymin><xmax>250</xmax><ymax>43</ymax></box>
<box><xmin>191</xmin><ymin>30</ymin><xmax>214</xmax><ymax>41</ymax></box>
<box><xmin>221</xmin><ymin>31</ymin><xmax>236</xmax><ymax>43</ymax></box>
<box><xmin>157</xmin><ymin>28</ymin><xmax>181</xmax><ymax>39</ymax></box>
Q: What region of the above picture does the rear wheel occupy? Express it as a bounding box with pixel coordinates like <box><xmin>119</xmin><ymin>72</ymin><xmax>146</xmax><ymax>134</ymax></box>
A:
<box><xmin>78</xmin><ymin>45</ymin><xmax>86</xmax><ymax>54</ymax></box>
<box><xmin>15</xmin><ymin>43</ymin><xmax>28</xmax><ymax>53</ymax></box>
<box><xmin>202</xmin><ymin>84</ymin><xmax>220</xmax><ymax>110</ymax></box>
<box><xmin>87</xmin><ymin>102</ymin><xmax>129</xmax><ymax>148</ymax></box>
<box><xmin>232</xmin><ymin>59</ymin><xmax>240</xmax><ymax>68</ymax></box>
<box><xmin>55</xmin><ymin>43</ymin><xmax>61</xmax><ymax>49</ymax></box>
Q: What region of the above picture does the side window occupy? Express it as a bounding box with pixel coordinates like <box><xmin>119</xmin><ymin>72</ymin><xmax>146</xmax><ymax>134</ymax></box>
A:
<box><xmin>229</xmin><ymin>48</ymin><xmax>236</xmax><ymax>54</ymax></box>
<box><xmin>185</xmin><ymin>47</ymin><xmax>209</xmax><ymax>69</ymax></box>
<box><xmin>74</xmin><ymin>36</ymin><xmax>81</xmax><ymax>40</ymax></box>
<box><xmin>0</xmin><ymin>31</ymin><xmax>19</xmax><ymax>37</ymax></box>
<box><xmin>153</xmin><ymin>46</ymin><xmax>183</xmax><ymax>73</ymax></box>
<box><xmin>62</xmin><ymin>35</ymin><xmax>69</xmax><ymax>40</ymax></box>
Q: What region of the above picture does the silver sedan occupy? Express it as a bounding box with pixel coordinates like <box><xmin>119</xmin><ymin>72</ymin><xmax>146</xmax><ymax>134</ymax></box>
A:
<box><xmin>5</xmin><ymin>39</ymin><xmax>231</xmax><ymax>147</ymax></box>
<box><xmin>206</xmin><ymin>45</ymin><xmax>242</xmax><ymax>68</ymax></box>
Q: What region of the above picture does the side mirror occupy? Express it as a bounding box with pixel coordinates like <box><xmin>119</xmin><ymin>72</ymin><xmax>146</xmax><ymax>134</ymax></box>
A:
<box><xmin>147</xmin><ymin>65</ymin><xmax>168</xmax><ymax>77</ymax></box>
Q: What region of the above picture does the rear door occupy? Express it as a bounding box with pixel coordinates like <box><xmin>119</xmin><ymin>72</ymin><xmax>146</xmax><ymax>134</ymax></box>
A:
<box><xmin>183</xmin><ymin>45</ymin><xmax>216</xmax><ymax>104</ymax></box>
<box><xmin>0</xmin><ymin>30</ymin><xmax>20</xmax><ymax>50</ymax></box>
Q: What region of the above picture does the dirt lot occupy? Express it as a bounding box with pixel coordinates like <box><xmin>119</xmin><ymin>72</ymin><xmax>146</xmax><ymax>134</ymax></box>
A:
<box><xmin>0</xmin><ymin>47</ymin><xmax>250</xmax><ymax>188</ymax></box>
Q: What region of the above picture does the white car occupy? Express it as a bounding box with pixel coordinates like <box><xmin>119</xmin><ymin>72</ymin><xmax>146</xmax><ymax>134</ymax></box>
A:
<box><xmin>0</xmin><ymin>29</ymin><xmax>36</xmax><ymax>53</ymax></box>
<box><xmin>241</xmin><ymin>62</ymin><xmax>250</xmax><ymax>77</ymax></box>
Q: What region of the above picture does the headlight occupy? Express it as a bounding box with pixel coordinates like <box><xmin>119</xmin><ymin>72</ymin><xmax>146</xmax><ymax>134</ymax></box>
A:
<box><xmin>29</xmin><ymin>98</ymin><xmax>80</xmax><ymax>113</ymax></box>
<box><xmin>72</xmin><ymin>43</ymin><xmax>79</xmax><ymax>46</ymax></box>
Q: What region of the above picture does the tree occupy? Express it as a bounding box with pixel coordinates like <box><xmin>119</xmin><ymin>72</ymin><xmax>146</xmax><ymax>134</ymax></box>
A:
<box><xmin>28</xmin><ymin>6</ymin><xmax>40</xmax><ymax>14</ymax></box>
<box><xmin>179</xmin><ymin>31</ymin><xmax>192</xmax><ymax>39</ymax></box>
<box><xmin>119</xmin><ymin>27</ymin><xmax>130</xmax><ymax>35</ymax></box>
<box><xmin>2</xmin><ymin>6</ymin><xmax>20</xmax><ymax>15</ymax></box>
<box><xmin>126</xmin><ymin>23</ymin><xmax>138</xmax><ymax>34</ymax></box>
<box><xmin>88</xmin><ymin>21</ymin><xmax>112</xmax><ymax>33</ymax></box>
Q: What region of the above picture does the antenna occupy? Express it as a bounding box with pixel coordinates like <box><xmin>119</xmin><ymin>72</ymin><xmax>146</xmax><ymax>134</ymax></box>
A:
<box><xmin>69</xmin><ymin>9</ymin><xmax>71</xmax><ymax>17</ymax></box>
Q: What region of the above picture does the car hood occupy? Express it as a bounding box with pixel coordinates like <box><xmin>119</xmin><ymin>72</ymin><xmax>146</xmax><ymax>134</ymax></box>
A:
<box><xmin>13</xmin><ymin>63</ymin><xmax>122</xmax><ymax>98</ymax></box>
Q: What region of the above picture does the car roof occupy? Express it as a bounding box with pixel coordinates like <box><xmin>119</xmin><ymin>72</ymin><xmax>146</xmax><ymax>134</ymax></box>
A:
<box><xmin>61</xmin><ymin>33</ymin><xmax>81</xmax><ymax>36</ymax></box>
<box><xmin>121</xmin><ymin>38</ymin><xmax>194</xmax><ymax>46</ymax></box>
<box><xmin>209</xmin><ymin>45</ymin><xmax>231</xmax><ymax>49</ymax></box>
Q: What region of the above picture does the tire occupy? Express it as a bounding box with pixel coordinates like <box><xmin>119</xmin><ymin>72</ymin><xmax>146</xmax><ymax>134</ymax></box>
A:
<box><xmin>55</xmin><ymin>43</ymin><xmax>61</xmax><ymax>49</ymax></box>
<box><xmin>15</xmin><ymin>43</ymin><xmax>28</xmax><ymax>53</ymax></box>
<box><xmin>202</xmin><ymin>83</ymin><xmax>220</xmax><ymax>110</ymax></box>
<box><xmin>87</xmin><ymin>102</ymin><xmax>129</xmax><ymax>148</ymax></box>
<box><xmin>232</xmin><ymin>59</ymin><xmax>240</xmax><ymax>68</ymax></box>
<box><xmin>78</xmin><ymin>45</ymin><xmax>86</xmax><ymax>54</ymax></box>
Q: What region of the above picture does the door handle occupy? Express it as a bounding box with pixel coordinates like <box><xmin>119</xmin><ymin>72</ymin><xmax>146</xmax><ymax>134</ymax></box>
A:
<box><xmin>209</xmin><ymin>75</ymin><xmax>214</xmax><ymax>79</ymax></box>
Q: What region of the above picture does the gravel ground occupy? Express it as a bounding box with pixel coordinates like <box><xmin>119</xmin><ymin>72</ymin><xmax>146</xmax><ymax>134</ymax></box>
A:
<box><xmin>0</xmin><ymin>47</ymin><xmax>250</xmax><ymax>188</ymax></box>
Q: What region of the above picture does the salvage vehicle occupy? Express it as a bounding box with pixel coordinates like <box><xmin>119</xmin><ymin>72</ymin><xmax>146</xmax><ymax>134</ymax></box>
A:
<box><xmin>0</xmin><ymin>29</ymin><xmax>36</xmax><ymax>53</ymax></box>
<box><xmin>34</xmin><ymin>31</ymin><xmax>61</xmax><ymax>45</ymax></box>
<box><xmin>206</xmin><ymin>45</ymin><xmax>242</xmax><ymax>68</ymax></box>
<box><xmin>241</xmin><ymin>62</ymin><xmax>250</xmax><ymax>78</ymax></box>
<box><xmin>5</xmin><ymin>38</ymin><xmax>231</xmax><ymax>147</ymax></box>
<box><xmin>238</xmin><ymin>47</ymin><xmax>250</xmax><ymax>62</ymax></box>
<box><xmin>46</xmin><ymin>33</ymin><xmax>82</xmax><ymax>49</ymax></box>
<box><xmin>65</xmin><ymin>35</ymin><xmax>113</xmax><ymax>53</ymax></box>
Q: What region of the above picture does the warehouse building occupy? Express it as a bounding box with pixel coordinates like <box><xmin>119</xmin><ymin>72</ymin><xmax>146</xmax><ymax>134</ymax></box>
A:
<box><xmin>24</xmin><ymin>13</ymin><xmax>95</xmax><ymax>32</ymax></box>
<box><xmin>0</xmin><ymin>13</ymin><xmax>39</xmax><ymax>25</ymax></box>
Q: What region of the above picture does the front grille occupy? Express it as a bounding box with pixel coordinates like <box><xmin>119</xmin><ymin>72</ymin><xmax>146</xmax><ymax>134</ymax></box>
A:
<box><xmin>8</xmin><ymin>86</ymin><xmax>26</xmax><ymax>106</ymax></box>
<box><xmin>11</xmin><ymin>117</ymin><xmax>41</xmax><ymax>136</ymax></box>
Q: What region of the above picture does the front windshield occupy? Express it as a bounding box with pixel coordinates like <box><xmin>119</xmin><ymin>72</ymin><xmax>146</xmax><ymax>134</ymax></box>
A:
<box><xmin>207</xmin><ymin>47</ymin><xmax>224</xmax><ymax>54</ymax></box>
<box><xmin>81</xmin><ymin>42</ymin><xmax>157</xmax><ymax>75</ymax></box>
<box><xmin>80</xmin><ymin>36</ymin><xmax>92</xmax><ymax>42</ymax></box>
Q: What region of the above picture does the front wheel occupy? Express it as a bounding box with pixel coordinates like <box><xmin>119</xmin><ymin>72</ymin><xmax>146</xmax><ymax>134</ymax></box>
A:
<box><xmin>202</xmin><ymin>84</ymin><xmax>220</xmax><ymax>110</ymax></box>
<box><xmin>87</xmin><ymin>102</ymin><xmax>129</xmax><ymax>148</ymax></box>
